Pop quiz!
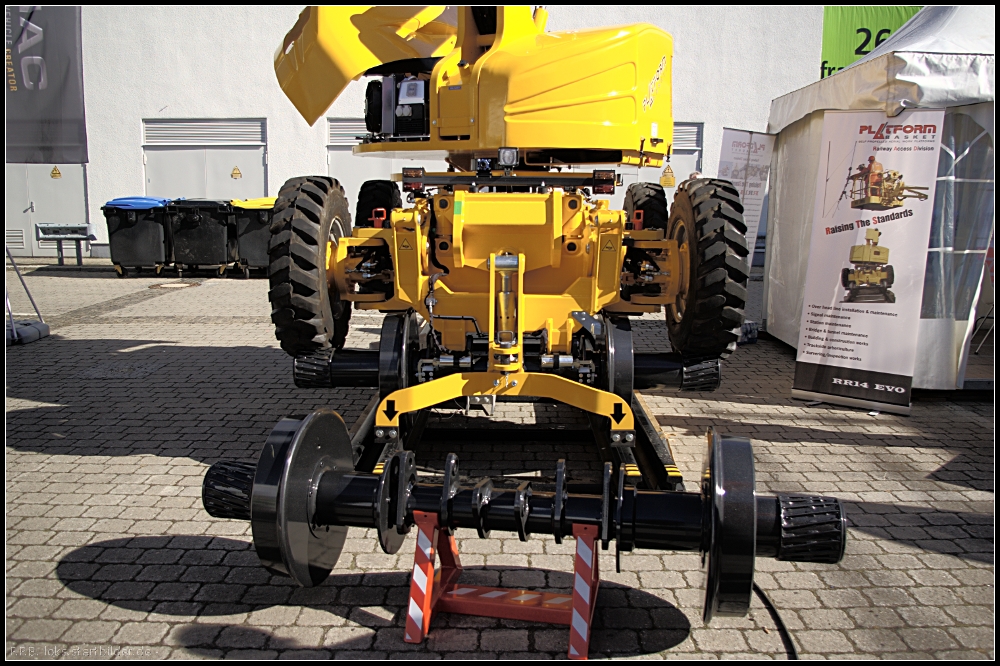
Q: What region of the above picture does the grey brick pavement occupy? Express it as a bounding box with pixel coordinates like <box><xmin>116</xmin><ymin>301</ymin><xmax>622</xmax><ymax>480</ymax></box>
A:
<box><xmin>5</xmin><ymin>267</ymin><xmax>994</xmax><ymax>659</ymax></box>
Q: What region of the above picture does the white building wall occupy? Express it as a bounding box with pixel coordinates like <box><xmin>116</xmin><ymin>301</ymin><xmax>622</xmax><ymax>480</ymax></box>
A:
<box><xmin>79</xmin><ymin>6</ymin><xmax>823</xmax><ymax>244</ymax></box>
<box><xmin>81</xmin><ymin>6</ymin><xmax>366</xmax><ymax>243</ymax></box>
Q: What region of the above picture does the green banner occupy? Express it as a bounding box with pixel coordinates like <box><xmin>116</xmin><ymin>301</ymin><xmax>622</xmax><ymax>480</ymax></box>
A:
<box><xmin>821</xmin><ymin>6</ymin><xmax>922</xmax><ymax>79</ymax></box>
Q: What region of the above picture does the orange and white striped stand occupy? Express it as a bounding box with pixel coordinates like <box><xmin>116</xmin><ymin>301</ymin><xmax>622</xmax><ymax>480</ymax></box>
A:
<box><xmin>404</xmin><ymin>510</ymin><xmax>600</xmax><ymax>659</ymax></box>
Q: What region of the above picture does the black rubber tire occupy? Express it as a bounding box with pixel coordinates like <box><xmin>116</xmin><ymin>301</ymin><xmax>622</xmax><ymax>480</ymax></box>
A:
<box><xmin>623</xmin><ymin>182</ymin><xmax>669</xmax><ymax>230</ymax></box>
<box><xmin>268</xmin><ymin>176</ymin><xmax>352</xmax><ymax>357</ymax></box>
<box><xmin>885</xmin><ymin>265</ymin><xmax>894</xmax><ymax>287</ymax></box>
<box><xmin>664</xmin><ymin>178</ymin><xmax>749</xmax><ymax>359</ymax></box>
<box><xmin>841</xmin><ymin>268</ymin><xmax>851</xmax><ymax>289</ymax></box>
<box><xmin>355</xmin><ymin>180</ymin><xmax>402</xmax><ymax>228</ymax></box>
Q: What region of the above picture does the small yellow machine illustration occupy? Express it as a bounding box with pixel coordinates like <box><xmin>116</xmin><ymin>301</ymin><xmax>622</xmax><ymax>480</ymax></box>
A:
<box><xmin>842</xmin><ymin>228</ymin><xmax>895</xmax><ymax>303</ymax></box>
<box><xmin>848</xmin><ymin>156</ymin><xmax>929</xmax><ymax>211</ymax></box>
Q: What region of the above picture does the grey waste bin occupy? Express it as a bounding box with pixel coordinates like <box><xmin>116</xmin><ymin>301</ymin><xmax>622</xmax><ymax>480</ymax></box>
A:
<box><xmin>231</xmin><ymin>197</ymin><xmax>276</xmax><ymax>278</ymax></box>
<box><xmin>166</xmin><ymin>199</ymin><xmax>236</xmax><ymax>277</ymax></box>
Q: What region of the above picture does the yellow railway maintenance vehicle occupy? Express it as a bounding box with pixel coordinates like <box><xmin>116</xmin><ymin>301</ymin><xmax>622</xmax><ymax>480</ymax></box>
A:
<box><xmin>202</xmin><ymin>7</ymin><xmax>846</xmax><ymax>658</ymax></box>
<box><xmin>842</xmin><ymin>228</ymin><xmax>896</xmax><ymax>303</ymax></box>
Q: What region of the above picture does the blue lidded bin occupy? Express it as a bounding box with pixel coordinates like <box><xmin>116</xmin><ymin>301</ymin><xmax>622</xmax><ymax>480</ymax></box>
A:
<box><xmin>102</xmin><ymin>197</ymin><xmax>172</xmax><ymax>278</ymax></box>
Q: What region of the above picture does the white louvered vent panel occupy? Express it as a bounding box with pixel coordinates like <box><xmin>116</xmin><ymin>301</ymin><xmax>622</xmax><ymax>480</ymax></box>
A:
<box><xmin>673</xmin><ymin>123</ymin><xmax>703</xmax><ymax>151</ymax></box>
<box><xmin>6</xmin><ymin>230</ymin><xmax>25</xmax><ymax>249</ymax></box>
<box><xmin>328</xmin><ymin>119</ymin><xmax>368</xmax><ymax>146</ymax></box>
<box><xmin>143</xmin><ymin>120</ymin><xmax>265</xmax><ymax>145</ymax></box>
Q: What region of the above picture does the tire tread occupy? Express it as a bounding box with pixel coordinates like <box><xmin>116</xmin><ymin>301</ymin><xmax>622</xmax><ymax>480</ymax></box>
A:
<box><xmin>666</xmin><ymin>178</ymin><xmax>750</xmax><ymax>359</ymax></box>
<box><xmin>268</xmin><ymin>176</ymin><xmax>352</xmax><ymax>356</ymax></box>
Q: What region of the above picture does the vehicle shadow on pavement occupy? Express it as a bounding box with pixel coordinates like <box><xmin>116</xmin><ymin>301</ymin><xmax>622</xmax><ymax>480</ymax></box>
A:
<box><xmin>5</xmin><ymin>338</ymin><xmax>378</xmax><ymax>465</ymax></box>
<box><xmin>6</xmin><ymin>337</ymin><xmax>618</xmax><ymax>485</ymax></box>
<box><xmin>14</xmin><ymin>266</ymin><xmax>121</xmax><ymax>279</ymax></box>
<box><xmin>56</xmin><ymin>536</ymin><xmax>690</xmax><ymax>658</ymax></box>
<box><xmin>649</xmin><ymin>408</ymin><xmax>994</xmax><ymax>493</ymax></box>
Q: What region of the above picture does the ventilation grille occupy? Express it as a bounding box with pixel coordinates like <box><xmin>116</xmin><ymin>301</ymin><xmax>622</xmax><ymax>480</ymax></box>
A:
<box><xmin>674</xmin><ymin>123</ymin><xmax>703</xmax><ymax>151</ymax></box>
<box><xmin>328</xmin><ymin>119</ymin><xmax>367</xmax><ymax>146</ymax></box>
<box><xmin>144</xmin><ymin>119</ymin><xmax>266</xmax><ymax>146</ymax></box>
<box><xmin>6</xmin><ymin>229</ymin><xmax>25</xmax><ymax>249</ymax></box>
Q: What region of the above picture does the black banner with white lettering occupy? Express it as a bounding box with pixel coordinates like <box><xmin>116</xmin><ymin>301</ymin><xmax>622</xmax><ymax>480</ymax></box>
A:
<box><xmin>794</xmin><ymin>362</ymin><xmax>911</xmax><ymax>407</ymax></box>
<box><xmin>5</xmin><ymin>6</ymin><xmax>88</xmax><ymax>163</ymax></box>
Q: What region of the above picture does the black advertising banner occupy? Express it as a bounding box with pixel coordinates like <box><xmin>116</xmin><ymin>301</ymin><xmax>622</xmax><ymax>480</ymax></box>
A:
<box><xmin>5</xmin><ymin>6</ymin><xmax>88</xmax><ymax>163</ymax></box>
<box><xmin>792</xmin><ymin>109</ymin><xmax>944</xmax><ymax>415</ymax></box>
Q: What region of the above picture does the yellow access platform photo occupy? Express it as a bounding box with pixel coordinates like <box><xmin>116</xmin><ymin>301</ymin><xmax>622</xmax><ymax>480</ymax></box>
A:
<box><xmin>201</xmin><ymin>7</ymin><xmax>846</xmax><ymax>660</ymax></box>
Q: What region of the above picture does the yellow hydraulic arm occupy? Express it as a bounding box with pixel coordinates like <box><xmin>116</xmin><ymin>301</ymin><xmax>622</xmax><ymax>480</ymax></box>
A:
<box><xmin>275</xmin><ymin>6</ymin><xmax>458</xmax><ymax>125</ymax></box>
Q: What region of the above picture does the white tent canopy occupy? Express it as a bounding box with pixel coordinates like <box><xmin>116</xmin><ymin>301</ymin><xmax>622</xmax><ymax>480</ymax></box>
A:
<box><xmin>769</xmin><ymin>6</ymin><xmax>995</xmax><ymax>132</ymax></box>
<box><xmin>762</xmin><ymin>6</ymin><xmax>995</xmax><ymax>390</ymax></box>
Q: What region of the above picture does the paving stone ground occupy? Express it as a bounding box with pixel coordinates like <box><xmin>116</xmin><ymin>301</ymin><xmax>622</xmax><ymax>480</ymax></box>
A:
<box><xmin>5</xmin><ymin>266</ymin><xmax>994</xmax><ymax>659</ymax></box>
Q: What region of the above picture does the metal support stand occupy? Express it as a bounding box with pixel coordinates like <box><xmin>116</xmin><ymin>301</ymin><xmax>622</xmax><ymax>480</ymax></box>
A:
<box><xmin>55</xmin><ymin>239</ymin><xmax>83</xmax><ymax>266</ymax></box>
<box><xmin>404</xmin><ymin>511</ymin><xmax>600</xmax><ymax>659</ymax></box>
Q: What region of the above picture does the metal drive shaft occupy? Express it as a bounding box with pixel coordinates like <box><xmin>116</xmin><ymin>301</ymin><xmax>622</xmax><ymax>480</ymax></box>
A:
<box><xmin>305</xmin><ymin>452</ymin><xmax>845</xmax><ymax>562</ymax></box>
<box><xmin>202</xmin><ymin>411</ymin><xmax>847</xmax><ymax>621</ymax></box>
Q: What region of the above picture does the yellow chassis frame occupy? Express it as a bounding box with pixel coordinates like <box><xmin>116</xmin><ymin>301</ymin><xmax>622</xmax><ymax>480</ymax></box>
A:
<box><xmin>375</xmin><ymin>371</ymin><xmax>634</xmax><ymax>432</ymax></box>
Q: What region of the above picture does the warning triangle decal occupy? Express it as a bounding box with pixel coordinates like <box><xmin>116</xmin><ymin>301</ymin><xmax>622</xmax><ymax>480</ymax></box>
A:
<box><xmin>400</xmin><ymin>239</ymin><xmax>413</xmax><ymax>250</ymax></box>
<box><xmin>602</xmin><ymin>239</ymin><xmax>615</xmax><ymax>252</ymax></box>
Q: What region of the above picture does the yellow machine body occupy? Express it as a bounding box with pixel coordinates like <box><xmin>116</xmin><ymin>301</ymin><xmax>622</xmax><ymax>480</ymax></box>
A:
<box><xmin>850</xmin><ymin>228</ymin><xmax>889</xmax><ymax>266</ymax></box>
<box><xmin>846</xmin><ymin>266</ymin><xmax>890</xmax><ymax>286</ymax></box>
<box><xmin>332</xmin><ymin>190</ymin><xmax>680</xmax><ymax>351</ymax></box>
<box><xmin>327</xmin><ymin>185</ymin><xmax>681</xmax><ymax>430</ymax></box>
<box><xmin>276</xmin><ymin>6</ymin><xmax>673</xmax><ymax>166</ymax></box>
<box><xmin>848</xmin><ymin>243</ymin><xmax>890</xmax><ymax>265</ymax></box>
<box><xmin>846</xmin><ymin>229</ymin><xmax>891</xmax><ymax>287</ymax></box>
<box><xmin>276</xmin><ymin>6</ymin><xmax>683</xmax><ymax>434</ymax></box>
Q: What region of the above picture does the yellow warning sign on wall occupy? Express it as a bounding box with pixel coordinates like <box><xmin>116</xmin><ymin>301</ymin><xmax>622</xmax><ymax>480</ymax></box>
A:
<box><xmin>659</xmin><ymin>164</ymin><xmax>675</xmax><ymax>188</ymax></box>
<box><xmin>50</xmin><ymin>166</ymin><xmax>62</xmax><ymax>179</ymax></box>
<box><xmin>231</xmin><ymin>166</ymin><xmax>242</xmax><ymax>179</ymax></box>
